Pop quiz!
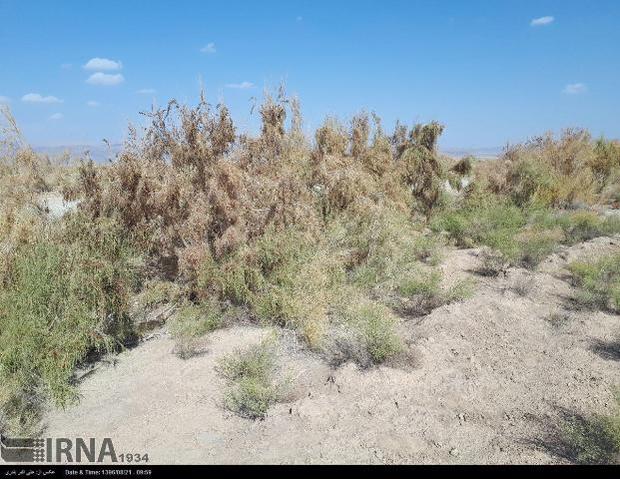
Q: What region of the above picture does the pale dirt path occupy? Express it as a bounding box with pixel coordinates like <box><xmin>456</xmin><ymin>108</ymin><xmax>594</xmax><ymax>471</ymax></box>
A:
<box><xmin>44</xmin><ymin>237</ymin><xmax>620</xmax><ymax>464</ymax></box>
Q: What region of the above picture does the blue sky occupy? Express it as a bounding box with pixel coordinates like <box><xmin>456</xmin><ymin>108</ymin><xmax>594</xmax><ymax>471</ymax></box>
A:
<box><xmin>1</xmin><ymin>0</ymin><xmax>619</xmax><ymax>149</ymax></box>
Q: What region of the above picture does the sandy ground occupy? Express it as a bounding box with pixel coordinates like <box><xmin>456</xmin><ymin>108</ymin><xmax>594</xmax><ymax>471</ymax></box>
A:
<box><xmin>43</xmin><ymin>236</ymin><xmax>620</xmax><ymax>464</ymax></box>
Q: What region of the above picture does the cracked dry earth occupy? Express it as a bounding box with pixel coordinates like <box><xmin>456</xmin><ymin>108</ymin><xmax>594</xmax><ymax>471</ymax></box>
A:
<box><xmin>44</xmin><ymin>236</ymin><xmax>620</xmax><ymax>464</ymax></box>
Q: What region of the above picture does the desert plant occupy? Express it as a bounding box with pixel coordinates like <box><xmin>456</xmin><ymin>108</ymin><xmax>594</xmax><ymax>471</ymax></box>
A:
<box><xmin>398</xmin><ymin>271</ymin><xmax>474</xmax><ymax>316</ymax></box>
<box><xmin>510</xmin><ymin>274</ymin><xmax>536</xmax><ymax>297</ymax></box>
<box><xmin>217</xmin><ymin>339</ymin><xmax>286</xmax><ymax>419</ymax></box>
<box><xmin>398</xmin><ymin>122</ymin><xmax>446</xmax><ymax>217</ymax></box>
<box><xmin>496</xmin><ymin>130</ymin><xmax>620</xmax><ymax>208</ymax></box>
<box><xmin>4</xmin><ymin>92</ymin><xmax>620</xmax><ymax>437</ymax></box>
<box><xmin>325</xmin><ymin>293</ymin><xmax>403</xmax><ymax>367</ymax></box>
<box><xmin>0</xmin><ymin>213</ymin><xmax>140</xmax><ymax>434</ymax></box>
<box><xmin>169</xmin><ymin>300</ymin><xmax>226</xmax><ymax>358</ymax></box>
<box><xmin>555</xmin><ymin>395</ymin><xmax>620</xmax><ymax>464</ymax></box>
<box><xmin>569</xmin><ymin>253</ymin><xmax>620</xmax><ymax>313</ymax></box>
<box><xmin>552</xmin><ymin>211</ymin><xmax>620</xmax><ymax>245</ymax></box>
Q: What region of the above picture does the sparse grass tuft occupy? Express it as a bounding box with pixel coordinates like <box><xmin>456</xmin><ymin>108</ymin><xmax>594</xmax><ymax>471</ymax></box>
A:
<box><xmin>170</xmin><ymin>301</ymin><xmax>227</xmax><ymax>359</ymax></box>
<box><xmin>398</xmin><ymin>270</ymin><xmax>442</xmax><ymax>298</ymax></box>
<box><xmin>397</xmin><ymin>271</ymin><xmax>474</xmax><ymax>316</ymax></box>
<box><xmin>218</xmin><ymin>339</ymin><xmax>286</xmax><ymax>419</ymax></box>
<box><xmin>510</xmin><ymin>274</ymin><xmax>536</xmax><ymax>297</ymax></box>
<box><xmin>545</xmin><ymin>310</ymin><xmax>572</xmax><ymax>329</ymax></box>
<box><xmin>557</xmin><ymin>397</ymin><xmax>620</xmax><ymax>464</ymax></box>
<box><xmin>445</xmin><ymin>278</ymin><xmax>476</xmax><ymax>303</ymax></box>
<box><xmin>325</xmin><ymin>294</ymin><xmax>403</xmax><ymax>368</ymax></box>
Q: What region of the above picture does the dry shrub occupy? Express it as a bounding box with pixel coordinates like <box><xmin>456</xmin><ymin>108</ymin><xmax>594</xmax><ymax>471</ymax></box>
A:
<box><xmin>66</xmin><ymin>99</ymin><xmax>247</xmax><ymax>278</ymax></box>
<box><xmin>324</xmin><ymin>289</ymin><xmax>403</xmax><ymax>367</ymax></box>
<box><xmin>590</xmin><ymin>139</ymin><xmax>620</xmax><ymax>185</ymax></box>
<box><xmin>495</xmin><ymin>129</ymin><xmax>618</xmax><ymax>208</ymax></box>
<box><xmin>26</xmin><ymin>92</ymin><xmax>450</xmax><ymax>359</ymax></box>
<box><xmin>396</xmin><ymin>122</ymin><xmax>446</xmax><ymax>217</ymax></box>
<box><xmin>451</xmin><ymin>156</ymin><xmax>474</xmax><ymax>176</ymax></box>
<box><xmin>311</xmin><ymin>114</ymin><xmax>410</xmax><ymax>218</ymax></box>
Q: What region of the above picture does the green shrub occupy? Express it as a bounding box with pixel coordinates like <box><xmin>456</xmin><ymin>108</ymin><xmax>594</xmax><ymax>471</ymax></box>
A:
<box><xmin>0</xmin><ymin>214</ymin><xmax>139</xmax><ymax>434</ymax></box>
<box><xmin>515</xmin><ymin>228</ymin><xmax>563</xmax><ymax>268</ymax></box>
<box><xmin>569</xmin><ymin>254</ymin><xmax>620</xmax><ymax>312</ymax></box>
<box><xmin>507</xmin><ymin>157</ymin><xmax>558</xmax><ymax>208</ymax></box>
<box><xmin>327</xmin><ymin>295</ymin><xmax>403</xmax><ymax>367</ymax></box>
<box><xmin>430</xmin><ymin>199</ymin><xmax>526</xmax><ymax>250</ymax></box>
<box><xmin>356</xmin><ymin>303</ymin><xmax>403</xmax><ymax>364</ymax></box>
<box><xmin>433</xmin><ymin>198</ymin><xmax>620</xmax><ymax>270</ymax></box>
<box><xmin>558</xmin><ymin>395</ymin><xmax>620</xmax><ymax>464</ymax></box>
<box><xmin>218</xmin><ymin>339</ymin><xmax>286</xmax><ymax>419</ymax></box>
<box><xmin>224</xmin><ymin>377</ymin><xmax>282</xmax><ymax>420</ymax></box>
<box><xmin>398</xmin><ymin>270</ymin><xmax>442</xmax><ymax>298</ymax></box>
<box><xmin>198</xmin><ymin>248</ymin><xmax>264</xmax><ymax>306</ymax></box>
<box><xmin>553</xmin><ymin>211</ymin><xmax>620</xmax><ymax>245</ymax></box>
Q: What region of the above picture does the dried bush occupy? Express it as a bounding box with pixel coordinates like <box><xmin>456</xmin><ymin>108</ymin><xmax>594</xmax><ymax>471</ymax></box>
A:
<box><xmin>398</xmin><ymin>122</ymin><xmax>446</xmax><ymax>217</ymax></box>
<box><xmin>495</xmin><ymin>130</ymin><xmax>619</xmax><ymax>208</ymax></box>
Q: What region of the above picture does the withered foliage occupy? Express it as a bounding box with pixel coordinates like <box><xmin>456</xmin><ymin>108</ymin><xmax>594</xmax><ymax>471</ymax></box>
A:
<box><xmin>66</xmin><ymin>94</ymin><xmax>447</xmax><ymax>286</ymax></box>
<box><xmin>487</xmin><ymin>129</ymin><xmax>620</xmax><ymax>208</ymax></box>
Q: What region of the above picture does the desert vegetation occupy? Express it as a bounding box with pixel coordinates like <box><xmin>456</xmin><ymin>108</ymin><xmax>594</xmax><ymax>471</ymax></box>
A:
<box><xmin>217</xmin><ymin>337</ymin><xmax>287</xmax><ymax>419</ymax></box>
<box><xmin>569</xmin><ymin>253</ymin><xmax>620</xmax><ymax>313</ymax></box>
<box><xmin>1</xmin><ymin>91</ymin><xmax>620</xmax><ymax>454</ymax></box>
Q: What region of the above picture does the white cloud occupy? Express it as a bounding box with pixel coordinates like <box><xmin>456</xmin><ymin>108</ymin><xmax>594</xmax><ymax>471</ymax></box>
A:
<box><xmin>0</xmin><ymin>96</ymin><xmax>10</xmax><ymax>104</ymax></box>
<box><xmin>137</xmin><ymin>88</ymin><xmax>156</xmax><ymax>94</ymax></box>
<box><xmin>563</xmin><ymin>83</ymin><xmax>587</xmax><ymax>95</ymax></box>
<box><xmin>49</xmin><ymin>113</ymin><xmax>64</xmax><ymax>121</ymax></box>
<box><xmin>86</xmin><ymin>72</ymin><xmax>125</xmax><ymax>86</ymax></box>
<box><xmin>530</xmin><ymin>16</ymin><xmax>554</xmax><ymax>27</ymax></box>
<box><xmin>200</xmin><ymin>42</ymin><xmax>216</xmax><ymax>54</ymax></box>
<box><xmin>225</xmin><ymin>81</ymin><xmax>254</xmax><ymax>90</ymax></box>
<box><xmin>22</xmin><ymin>93</ymin><xmax>63</xmax><ymax>104</ymax></box>
<box><xmin>83</xmin><ymin>57</ymin><xmax>123</xmax><ymax>71</ymax></box>
<box><xmin>86</xmin><ymin>100</ymin><xmax>100</xmax><ymax>107</ymax></box>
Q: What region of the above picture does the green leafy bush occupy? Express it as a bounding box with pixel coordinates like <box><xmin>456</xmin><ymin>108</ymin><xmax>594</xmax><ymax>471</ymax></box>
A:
<box><xmin>569</xmin><ymin>253</ymin><xmax>620</xmax><ymax>312</ymax></box>
<box><xmin>0</xmin><ymin>214</ymin><xmax>139</xmax><ymax>434</ymax></box>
